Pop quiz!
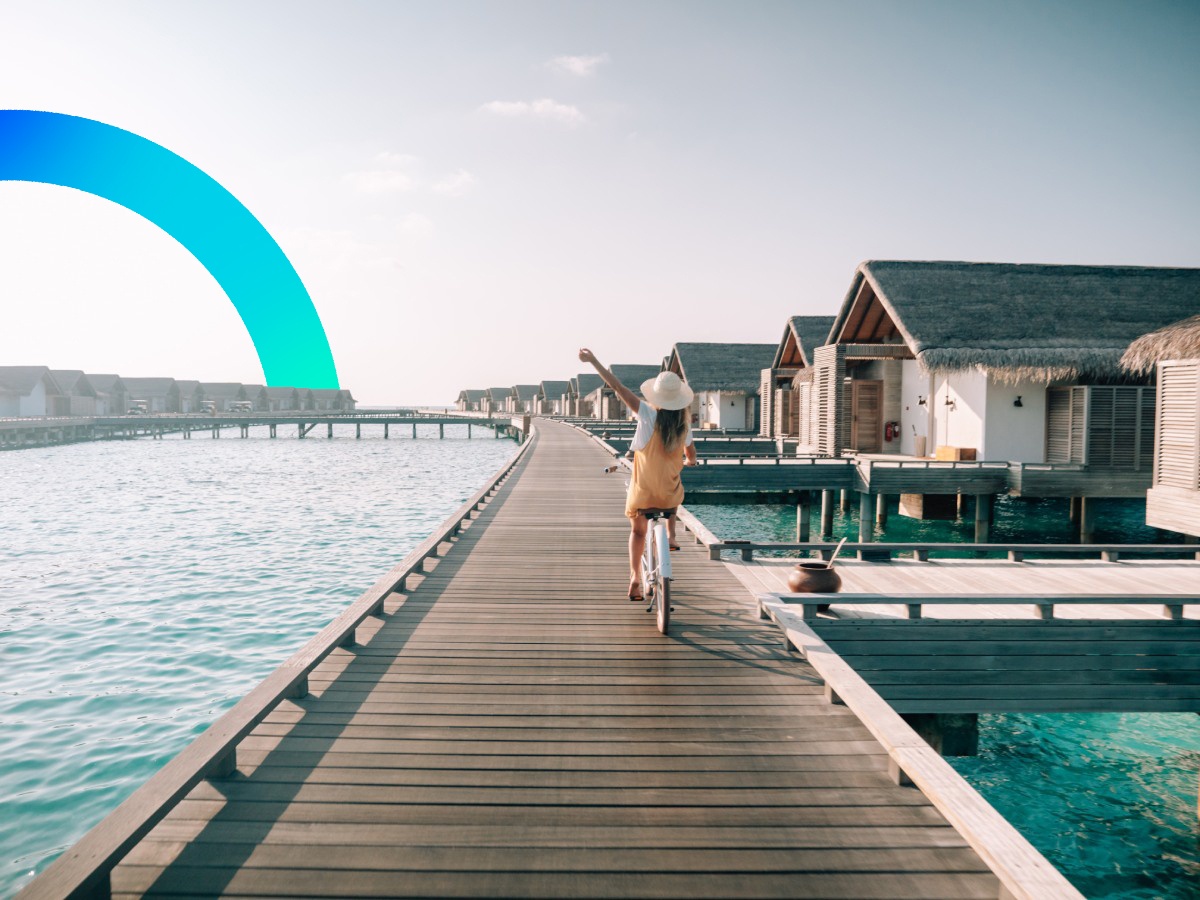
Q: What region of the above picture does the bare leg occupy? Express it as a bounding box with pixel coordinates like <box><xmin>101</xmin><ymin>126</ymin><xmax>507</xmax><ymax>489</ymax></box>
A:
<box><xmin>668</xmin><ymin>513</ymin><xmax>679</xmax><ymax>548</ymax></box>
<box><xmin>629</xmin><ymin>516</ymin><xmax>648</xmax><ymax>595</ymax></box>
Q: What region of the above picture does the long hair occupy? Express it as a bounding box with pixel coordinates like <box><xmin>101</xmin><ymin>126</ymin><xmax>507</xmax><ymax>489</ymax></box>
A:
<box><xmin>653</xmin><ymin>406</ymin><xmax>689</xmax><ymax>453</ymax></box>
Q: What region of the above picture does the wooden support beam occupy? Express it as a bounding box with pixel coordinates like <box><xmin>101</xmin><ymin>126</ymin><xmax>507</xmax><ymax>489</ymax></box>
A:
<box><xmin>384</xmin><ymin>423</ymin><xmax>389</xmax><ymax>439</ymax></box>
<box><xmin>820</xmin><ymin>489</ymin><xmax>835</xmax><ymax>537</ymax></box>
<box><xmin>327</xmin><ymin>423</ymin><xmax>333</xmax><ymax>439</ymax></box>
<box><xmin>858</xmin><ymin>492</ymin><xmax>874</xmax><ymax>543</ymax></box>
<box><xmin>796</xmin><ymin>491</ymin><xmax>811</xmax><ymax>542</ymax></box>
<box><xmin>356</xmin><ymin>423</ymin><xmax>361</xmax><ymax>439</ymax></box>
<box><xmin>902</xmin><ymin>713</ymin><xmax>979</xmax><ymax>757</ymax></box>
<box><xmin>974</xmin><ymin>494</ymin><xmax>992</xmax><ymax>543</ymax></box>
<box><xmin>1080</xmin><ymin>496</ymin><xmax>1095</xmax><ymax>544</ymax></box>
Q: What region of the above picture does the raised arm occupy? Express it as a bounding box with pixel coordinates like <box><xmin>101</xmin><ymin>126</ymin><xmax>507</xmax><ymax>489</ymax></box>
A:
<box><xmin>578</xmin><ymin>348</ymin><xmax>640</xmax><ymax>414</ymax></box>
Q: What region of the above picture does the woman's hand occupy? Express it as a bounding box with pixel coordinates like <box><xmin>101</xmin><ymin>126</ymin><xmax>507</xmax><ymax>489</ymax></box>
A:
<box><xmin>578</xmin><ymin>347</ymin><xmax>598</xmax><ymax>365</ymax></box>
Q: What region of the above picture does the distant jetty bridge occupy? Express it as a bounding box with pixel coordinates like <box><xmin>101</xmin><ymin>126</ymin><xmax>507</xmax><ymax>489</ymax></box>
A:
<box><xmin>0</xmin><ymin>411</ymin><xmax>526</xmax><ymax>449</ymax></box>
<box><xmin>25</xmin><ymin>418</ymin><xmax>1200</xmax><ymax>899</ymax></box>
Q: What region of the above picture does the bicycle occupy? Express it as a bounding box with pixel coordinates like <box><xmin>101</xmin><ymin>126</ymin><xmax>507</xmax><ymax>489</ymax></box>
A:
<box><xmin>605</xmin><ymin>464</ymin><xmax>672</xmax><ymax>634</ymax></box>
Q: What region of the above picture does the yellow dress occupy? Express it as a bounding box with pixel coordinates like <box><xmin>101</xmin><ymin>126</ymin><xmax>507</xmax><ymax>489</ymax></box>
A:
<box><xmin>625</xmin><ymin>426</ymin><xmax>685</xmax><ymax>518</ymax></box>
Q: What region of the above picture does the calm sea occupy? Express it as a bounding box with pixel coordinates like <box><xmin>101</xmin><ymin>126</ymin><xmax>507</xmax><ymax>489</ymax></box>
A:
<box><xmin>688</xmin><ymin>499</ymin><xmax>1200</xmax><ymax>899</ymax></box>
<box><xmin>0</xmin><ymin>425</ymin><xmax>518</xmax><ymax>897</ymax></box>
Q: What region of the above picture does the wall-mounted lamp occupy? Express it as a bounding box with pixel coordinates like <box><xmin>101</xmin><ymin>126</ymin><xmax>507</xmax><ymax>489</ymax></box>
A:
<box><xmin>1013</xmin><ymin>396</ymin><xmax>1023</xmax><ymax>408</ymax></box>
<box><xmin>917</xmin><ymin>396</ymin><xmax>926</xmax><ymax>406</ymax></box>
<box><xmin>944</xmin><ymin>396</ymin><xmax>956</xmax><ymax>411</ymax></box>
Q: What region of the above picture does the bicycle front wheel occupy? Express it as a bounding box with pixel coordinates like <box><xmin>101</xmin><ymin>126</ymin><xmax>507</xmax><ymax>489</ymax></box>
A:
<box><xmin>656</xmin><ymin>569</ymin><xmax>670</xmax><ymax>634</ymax></box>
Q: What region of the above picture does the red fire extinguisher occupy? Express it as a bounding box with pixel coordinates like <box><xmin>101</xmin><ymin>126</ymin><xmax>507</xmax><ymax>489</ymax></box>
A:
<box><xmin>884</xmin><ymin>421</ymin><xmax>898</xmax><ymax>442</ymax></box>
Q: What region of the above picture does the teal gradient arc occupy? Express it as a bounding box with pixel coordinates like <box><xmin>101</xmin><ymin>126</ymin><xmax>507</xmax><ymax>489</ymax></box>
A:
<box><xmin>0</xmin><ymin>110</ymin><xmax>338</xmax><ymax>388</ymax></box>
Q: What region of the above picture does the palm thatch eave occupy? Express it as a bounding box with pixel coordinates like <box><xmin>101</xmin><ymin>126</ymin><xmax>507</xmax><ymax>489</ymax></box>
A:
<box><xmin>1120</xmin><ymin>315</ymin><xmax>1200</xmax><ymax>374</ymax></box>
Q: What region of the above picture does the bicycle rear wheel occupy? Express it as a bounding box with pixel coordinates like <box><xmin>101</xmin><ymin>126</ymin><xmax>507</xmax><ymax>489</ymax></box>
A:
<box><xmin>652</xmin><ymin>525</ymin><xmax>670</xmax><ymax>635</ymax></box>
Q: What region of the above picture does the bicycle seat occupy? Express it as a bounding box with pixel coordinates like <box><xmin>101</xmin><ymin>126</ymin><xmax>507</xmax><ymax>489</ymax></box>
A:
<box><xmin>638</xmin><ymin>507</ymin><xmax>677</xmax><ymax>519</ymax></box>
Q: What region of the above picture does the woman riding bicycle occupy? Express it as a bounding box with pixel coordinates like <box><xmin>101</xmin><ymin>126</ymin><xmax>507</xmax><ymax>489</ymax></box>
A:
<box><xmin>578</xmin><ymin>349</ymin><xmax>697</xmax><ymax>600</ymax></box>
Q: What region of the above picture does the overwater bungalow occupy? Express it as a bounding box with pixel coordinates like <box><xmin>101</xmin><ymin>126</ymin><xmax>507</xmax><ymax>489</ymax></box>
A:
<box><xmin>241</xmin><ymin>384</ymin><xmax>267</xmax><ymax>411</ymax></box>
<box><xmin>506</xmin><ymin>385</ymin><xmax>540</xmax><ymax>415</ymax></box>
<box><xmin>483</xmin><ymin>387</ymin><xmax>510</xmax><ymax>415</ymax></box>
<box><xmin>456</xmin><ymin>389</ymin><xmax>488</xmax><ymax>412</ymax></box>
<box><xmin>584</xmin><ymin>364</ymin><xmax>662</xmax><ymax>420</ymax></box>
<box><xmin>173</xmin><ymin>380</ymin><xmax>201</xmax><ymax>413</ymax></box>
<box><xmin>48</xmin><ymin>370</ymin><xmax>98</xmax><ymax>416</ymax></box>
<box><xmin>760</xmin><ymin>315</ymin><xmax>836</xmax><ymax>439</ymax></box>
<box><xmin>1122</xmin><ymin>314</ymin><xmax>1200</xmax><ymax>538</ymax></box>
<box><xmin>85</xmin><ymin>374</ymin><xmax>127</xmax><ymax>416</ymax></box>
<box><xmin>263</xmin><ymin>387</ymin><xmax>300</xmax><ymax>412</ymax></box>
<box><xmin>666</xmin><ymin>342</ymin><xmax>777</xmax><ymax>431</ymax></box>
<box><xmin>0</xmin><ymin>366</ymin><xmax>62</xmax><ymax>417</ymax></box>
<box><xmin>567</xmin><ymin>373</ymin><xmax>603</xmax><ymax>417</ymax></box>
<box><xmin>537</xmin><ymin>380</ymin><xmax>571</xmax><ymax>415</ymax></box>
<box><xmin>310</xmin><ymin>388</ymin><xmax>356</xmax><ymax>411</ymax></box>
<box><xmin>816</xmin><ymin>261</ymin><xmax>1200</xmax><ymax>467</ymax></box>
<box><xmin>122</xmin><ymin>378</ymin><xmax>180</xmax><ymax>414</ymax></box>
<box><xmin>198</xmin><ymin>383</ymin><xmax>246</xmax><ymax>412</ymax></box>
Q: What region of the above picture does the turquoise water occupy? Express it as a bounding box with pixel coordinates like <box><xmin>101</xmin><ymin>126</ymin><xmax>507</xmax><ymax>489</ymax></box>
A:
<box><xmin>0</xmin><ymin>427</ymin><xmax>517</xmax><ymax>897</ymax></box>
<box><xmin>688</xmin><ymin>493</ymin><xmax>1172</xmax><ymax>548</ymax></box>
<box><xmin>690</xmin><ymin>501</ymin><xmax>1200</xmax><ymax>899</ymax></box>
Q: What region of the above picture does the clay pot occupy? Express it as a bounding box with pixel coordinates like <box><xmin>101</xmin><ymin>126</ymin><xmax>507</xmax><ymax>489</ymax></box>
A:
<box><xmin>786</xmin><ymin>561</ymin><xmax>842</xmax><ymax>594</ymax></box>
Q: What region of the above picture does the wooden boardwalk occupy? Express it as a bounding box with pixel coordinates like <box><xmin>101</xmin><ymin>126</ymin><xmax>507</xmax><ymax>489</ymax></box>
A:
<box><xmin>32</xmin><ymin>421</ymin><xmax>1077</xmax><ymax>898</ymax></box>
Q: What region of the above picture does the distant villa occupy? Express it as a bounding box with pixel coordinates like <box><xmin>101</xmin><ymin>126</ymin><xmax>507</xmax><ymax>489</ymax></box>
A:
<box><xmin>0</xmin><ymin>367</ymin><xmax>355</xmax><ymax>417</ymax></box>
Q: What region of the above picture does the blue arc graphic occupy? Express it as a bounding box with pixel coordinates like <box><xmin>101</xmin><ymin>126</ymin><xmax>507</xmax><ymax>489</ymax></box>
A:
<box><xmin>0</xmin><ymin>110</ymin><xmax>338</xmax><ymax>388</ymax></box>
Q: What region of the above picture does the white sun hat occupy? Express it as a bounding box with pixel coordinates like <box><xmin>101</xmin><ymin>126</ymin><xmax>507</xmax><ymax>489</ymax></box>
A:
<box><xmin>640</xmin><ymin>371</ymin><xmax>694</xmax><ymax>410</ymax></box>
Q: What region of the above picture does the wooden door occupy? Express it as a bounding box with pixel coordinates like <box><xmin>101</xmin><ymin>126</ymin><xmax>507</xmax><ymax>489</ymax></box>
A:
<box><xmin>851</xmin><ymin>380</ymin><xmax>883</xmax><ymax>453</ymax></box>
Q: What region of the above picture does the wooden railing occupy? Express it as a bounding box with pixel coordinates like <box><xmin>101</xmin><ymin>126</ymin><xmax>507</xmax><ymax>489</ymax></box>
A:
<box><xmin>756</xmin><ymin>593</ymin><xmax>1085</xmax><ymax>900</ymax></box>
<box><xmin>762</xmin><ymin>591</ymin><xmax>1200</xmax><ymax>622</ymax></box>
<box><xmin>702</xmin><ymin>540</ymin><xmax>1200</xmax><ymax>563</ymax></box>
<box><xmin>18</xmin><ymin>430</ymin><xmax>537</xmax><ymax>900</ymax></box>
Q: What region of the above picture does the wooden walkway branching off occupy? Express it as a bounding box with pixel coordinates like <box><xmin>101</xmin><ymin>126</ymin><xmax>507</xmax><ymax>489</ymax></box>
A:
<box><xmin>34</xmin><ymin>421</ymin><xmax>1071</xmax><ymax>899</ymax></box>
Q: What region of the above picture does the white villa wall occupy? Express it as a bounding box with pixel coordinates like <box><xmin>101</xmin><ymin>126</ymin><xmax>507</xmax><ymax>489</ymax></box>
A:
<box><xmin>0</xmin><ymin>395</ymin><xmax>18</xmax><ymax>416</ymax></box>
<box><xmin>700</xmin><ymin>391</ymin><xmax>749</xmax><ymax>430</ymax></box>
<box><xmin>984</xmin><ymin>377</ymin><xmax>1047</xmax><ymax>462</ymax></box>
<box><xmin>930</xmin><ymin>370</ymin><xmax>986</xmax><ymax>454</ymax></box>
<box><xmin>898</xmin><ymin>360</ymin><xmax>932</xmax><ymax>456</ymax></box>
<box><xmin>19</xmin><ymin>381</ymin><xmax>48</xmax><ymax>416</ymax></box>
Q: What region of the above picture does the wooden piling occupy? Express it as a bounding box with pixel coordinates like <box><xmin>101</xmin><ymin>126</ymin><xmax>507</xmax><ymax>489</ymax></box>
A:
<box><xmin>858</xmin><ymin>492</ymin><xmax>874</xmax><ymax>542</ymax></box>
<box><xmin>876</xmin><ymin>493</ymin><xmax>887</xmax><ymax>526</ymax></box>
<box><xmin>356</xmin><ymin>423</ymin><xmax>361</xmax><ymax>439</ymax></box>
<box><xmin>1080</xmin><ymin>496</ymin><xmax>1095</xmax><ymax>544</ymax></box>
<box><xmin>820</xmin><ymin>489</ymin><xmax>835</xmax><ymax>537</ymax></box>
<box><xmin>975</xmin><ymin>494</ymin><xmax>992</xmax><ymax>543</ymax></box>
<box><xmin>795</xmin><ymin>491</ymin><xmax>811</xmax><ymax>542</ymax></box>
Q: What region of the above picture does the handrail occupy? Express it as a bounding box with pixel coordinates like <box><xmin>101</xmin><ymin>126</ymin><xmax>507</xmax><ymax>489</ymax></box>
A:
<box><xmin>767</xmin><ymin>590</ymin><xmax>1200</xmax><ymax>621</ymax></box>
<box><xmin>18</xmin><ymin>428</ymin><xmax>538</xmax><ymax>900</ymax></box>
<box><xmin>756</xmin><ymin>594</ymin><xmax>1085</xmax><ymax>900</ymax></box>
<box><xmin>705</xmin><ymin>540</ymin><xmax>1200</xmax><ymax>563</ymax></box>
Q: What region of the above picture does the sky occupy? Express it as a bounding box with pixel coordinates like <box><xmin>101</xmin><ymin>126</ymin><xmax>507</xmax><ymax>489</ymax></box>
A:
<box><xmin>1</xmin><ymin>0</ymin><xmax>1198</xmax><ymax>405</ymax></box>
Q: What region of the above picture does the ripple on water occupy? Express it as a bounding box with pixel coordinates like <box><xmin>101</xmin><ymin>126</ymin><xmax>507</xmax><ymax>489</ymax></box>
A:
<box><xmin>0</xmin><ymin>431</ymin><xmax>518</xmax><ymax>896</ymax></box>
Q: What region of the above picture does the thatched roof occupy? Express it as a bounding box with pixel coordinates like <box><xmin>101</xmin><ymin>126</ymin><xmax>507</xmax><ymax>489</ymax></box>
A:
<box><xmin>265</xmin><ymin>387</ymin><xmax>298</xmax><ymax>399</ymax></box>
<box><xmin>200</xmin><ymin>382</ymin><xmax>245</xmax><ymax>400</ymax></box>
<box><xmin>49</xmin><ymin>370</ymin><xmax>96</xmax><ymax>396</ymax></box>
<box><xmin>570</xmin><ymin>373</ymin><xmax>603</xmax><ymax>397</ymax></box>
<box><xmin>1121</xmin><ymin>315</ymin><xmax>1200</xmax><ymax>373</ymax></box>
<box><xmin>175</xmin><ymin>380</ymin><xmax>200</xmax><ymax>396</ymax></box>
<box><xmin>539</xmin><ymin>380</ymin><xmax>570</xmax><ymax>399</ymax></box>
<box><xmin>668</xmin><ymin>343</ymin><xmax>777</xmax><ymax>392</ymax></box>
<box><xmin>610</xmin><ymin>364</ymin><xmax>663</xmax><ymax>394</ymax></box>
<box><xmin>512</xmin><ymin>384</ymin><xmax>540</xmax><ymax>402</ymax></box>
<box><xmin>833</xmin><ymin>261</ymin><xmax>1200</xmax><ymax>382</ymax></box>
<box><xmin>458</xmin><ymin>389</ymin><xmax>489</xmax><ymax>402</ymax></box>
<box><xmin>772</xmin><ymin>316</ymin><xmax>837</xmax><ymax>369</ymax></box>
<box><xmin>86</xmin><ymin>374</ymin><xmax>126</xmax><ymax>395</ymax></box>
<box><xmin>0</xmin><ymin>366</ymin><xmax>60</xmax><ymax>395</ymax></box>
<box><xmin>488</xmin><ymin>387</ymin><xmax>510</xmax><ymax>402</ymax></box>
<box><xmin>123</xmin><ymin>377</ymin><xmax>177</xmax><ymax>396</ymax></box>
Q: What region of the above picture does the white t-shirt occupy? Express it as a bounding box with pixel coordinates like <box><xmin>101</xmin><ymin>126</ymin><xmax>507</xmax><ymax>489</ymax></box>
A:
<box><xmin>629</xmin><ymin>403</ymin><xmax>694</xmax><ymax>453</ymax></box>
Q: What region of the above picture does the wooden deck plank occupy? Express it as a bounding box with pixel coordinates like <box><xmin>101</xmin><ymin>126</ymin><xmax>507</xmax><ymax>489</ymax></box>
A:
<box><xmin>101</xmin><ymin>421</ymin><xmax>1010</xmax><ymax>899</ymax></box>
